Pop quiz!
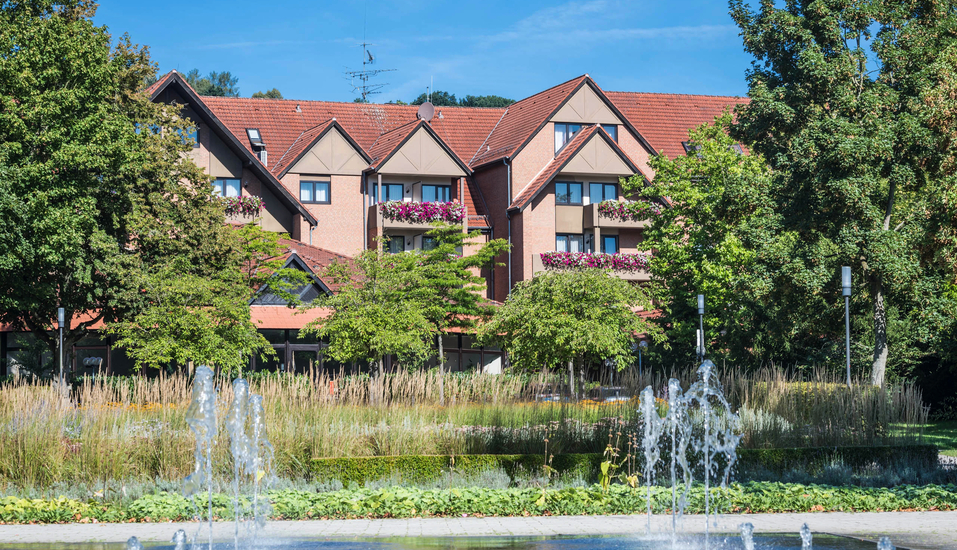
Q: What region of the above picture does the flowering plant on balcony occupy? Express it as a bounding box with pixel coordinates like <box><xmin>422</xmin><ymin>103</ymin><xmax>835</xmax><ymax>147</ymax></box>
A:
<box><xmin>379</xmin><ymin>200</ymin><xmax>465</xmax><ymax>224</ymax></box>
<box><xmin>540</xmin><ymin>251</ymin><xmax>650</xmax><ymax>272</ymax></box>
<box><xmin>596</xmin><ymin>200</ymin><xmax>661</xmax><ymax>222</ymax></box>
<box><xmin>222</xmin><ymin>196</ymin><xmax>263</xmax><ymax>217</ymax></box>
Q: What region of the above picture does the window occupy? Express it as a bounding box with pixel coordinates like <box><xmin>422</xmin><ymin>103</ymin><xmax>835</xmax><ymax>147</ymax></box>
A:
<box><xmin>556</xmin><ymin>234</ymin><xmax>584</xmax><ymax>253</ymax></box>
<box><xmin>422</xmin><ymin>236</ymin><xmax>438</xmax><ymax>251</ymax></box>
<box><xmin>589</xmin><ymin>182</ymin><xmax>618</xmax><ymax>203</ymax></box>
<box><xmin>421</xmin><ymin>185</ymin><xmax>451</xmax><ymax>203</ymax></box>
<box><xmin>554</xmin><ymin>123</ymin><xmax>582</xmax><ymax>152</ymax></box>
<box><xmin>386</xmin><ymin>236</ymin><xmax>405</xmax><ymax>253</ymax></box>
<box><xmin>602</xmin><ymin>235</ymin><xmax>619</xmax><ymax>254</ymax></box>
<box><xmin>177</xmin><ymin>126</ymin><xmax>199</xmax><ymax>148</ymax></box>
<box><xmin>601</xmin><ymin>124</ymin><xmax>618</xmax><ymax>142</ymax></box>
<box><xmin>213</xmin><ymin>178</ymin><xmax>241</xmax><ymax>198</ymax></box>
<box><xmin>300</xmin><ymin>180</ymin><xmax>330</xmax><ymax>204</ymax></box>
<box><xmin>246</xmin><ymin>128</ymin><xmax>264</xmax><ymax>147</ymax></box>
<box><xmin>555</xmin><ymin>182</ymin><xmax>583</xmax><ymax>205</ymax></box>
<box><xmin>383</xmin><ymin>183</ymin><xmax>404</xmax><ymax>202</ymax></box>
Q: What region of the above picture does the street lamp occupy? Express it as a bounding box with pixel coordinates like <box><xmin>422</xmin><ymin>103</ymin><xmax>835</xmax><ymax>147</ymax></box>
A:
<box><xmin>696</xmin><ymin>294</ymin><xmax>706</xmax><ymax>362</ymax></box>
<box><xmin>842</xmin><ymin>266</ymin><xmax>852</xmax><ymax>387</ymax></box>
<box><xmin>57</xmin><ymin>307</ymin><xmax>64</xmax><ymax>395</ymax></box>
<box><xmin>638</xmin><ymin>340</ymin><xmax>648</xmax><ymax>378</ymax></box>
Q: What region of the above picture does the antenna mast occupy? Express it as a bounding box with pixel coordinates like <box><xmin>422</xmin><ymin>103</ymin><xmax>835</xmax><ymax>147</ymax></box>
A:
<box><xmin>345</xmin><ymin>16</ymin><xmax>395</xmax><ymax>102</ymax></box>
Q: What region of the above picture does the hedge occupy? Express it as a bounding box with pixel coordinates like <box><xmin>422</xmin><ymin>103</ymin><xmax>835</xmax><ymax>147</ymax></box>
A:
<box><xmin>311</xmin><ymin>445</ymin><xmax>939</xmax><ymax>486</ymax></box>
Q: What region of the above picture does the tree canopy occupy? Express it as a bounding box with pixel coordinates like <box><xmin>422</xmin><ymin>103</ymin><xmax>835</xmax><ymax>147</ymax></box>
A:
<box><xmin>730</xmin><ymin>0</ymin><xmax>957</xmax><ymax>386</ymax></box>
<box><xmin>478</xmin><ymin>270</ymin><xmax>661</xmax><ymax>372</ymax></box>
<box><xmin>0</xmin><ymin>0</ymin><xmax>237</xmax><ymax>367</ymax></box>
<box><xmin>410</xmin><ymin>90</ymin><xmax>515</xmax><ymax>108</ymax></box>
<box><xmin>185</xmin><ymin>69</ymin><xmax>240</xmax><ymax>97</ymax></box>
<box><xmin>252</xmin><ymin>88</ymin><xmax>283</xmax><ymax>99</ymax></box>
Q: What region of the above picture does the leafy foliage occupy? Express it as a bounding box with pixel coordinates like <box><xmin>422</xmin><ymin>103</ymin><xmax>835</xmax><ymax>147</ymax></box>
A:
<box><xmin>478</xmin><ymin>270</ymin><xmax>662</xmax><ymax>372</ymax></box>
<box><xmin>184</xmin><ymin>68</ymin><xmax>239</xmax><ymax>97</ymax></box>
<box><xmin>0</xmin><ymin>0</ymin><xmax>236</xmax><ymax>366</ymax></box>
<box><xmin>411</xmin><ymin>91</ymin><xmax>515</xmax><ymax>108</ymax></box>
<box><xmin>251</xmin><ymin>88</ymin><xmax>282</xmax><ymax>99</ymax></box>
<box><xmin>626</xmin><ymin>111</ymin><xmax>776</xmax><ymax>365</ymax></box>
<box><xmin>729</xmin><ymin>0</ymin><xmax>957</xmax><ymax>385</ymax></box>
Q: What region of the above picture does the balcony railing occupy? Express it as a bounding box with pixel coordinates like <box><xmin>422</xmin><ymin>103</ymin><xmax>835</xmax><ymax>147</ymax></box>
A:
<box><xmin>372</xmin><ymin>200</ymin><xmax>465</xmax><ymax>230</ymax></box>
<box><xmin>584</xmin><ymin>200</ymin><xmax>658</xmax><ymax>229</ymax></box>
<box><xmin>532</xmin><ymin>251</ymin><xmax>651</xmax><ymax>282</ymax></box>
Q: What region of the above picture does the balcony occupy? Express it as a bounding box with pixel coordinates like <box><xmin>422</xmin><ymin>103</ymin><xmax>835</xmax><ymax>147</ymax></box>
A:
<box><xmin>531</xmin><ymin>252</ymin><xmax>652</xmax><ymax>282</ymax></box>
<box><xmin>370</xmin><ymin>201</ymin><xmax>465</xmax><ymax>230</ymax></box>
<box><xmin>584</xmin><ymin>200</ymin><xmax>657</xmax><ymax>229</ymax></box>
<box><xmin>223</xmin><ymin>196</ymin><xmax>261</xmax><ymax>225</ymax></box>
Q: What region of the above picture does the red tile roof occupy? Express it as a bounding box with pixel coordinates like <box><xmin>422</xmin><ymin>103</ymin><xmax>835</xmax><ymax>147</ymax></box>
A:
<box><xmin>470</xmin><ymin>75</ymin><xmax>588</xmax><ymax>167</ymax></box>
<box><xmin>200</xmin><ymin>96</ymin><xmax>504</xmax><ymax>176</ymax></box>
<box><xmin>271</xmin><ymin>120</ymin><xmax>335</xmax><ymax>176</ymax></box>
<box><xmin>250</xmin><ymin>305</ymin><xmax>330</xmax><ymax>330</ymax></box>
<box><xmin>279</xmin><ymin>238</ymin><xmax>352</xmax><ymax>292</ymax></box>
<box><xmin>606</xmin><ymin>92</ymin><xmax>749</xmax><ymax>159</ymax></box>
<box><xmin>144</xmin><ymin>70</ymin><xmax>179</xmax><ymax>98</ymax></box>
<box><xmin>367</xmin><ymin>119</ymin><xmax>421</xmax><ymax>167</ymax></box>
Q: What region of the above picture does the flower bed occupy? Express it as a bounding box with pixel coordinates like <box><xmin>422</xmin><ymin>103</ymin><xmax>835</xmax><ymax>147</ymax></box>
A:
<box><xmin>596</xmin><ymin>200</ymin><xmax>661</xmax><ymax>222</ymax></box>
<box><xmin>379</xmin><ymin>200</ymin><xmax>465</xmax><ymax>224</ymax></box>
<box><xmin>222</xmin><ymin>196</ymin><xmax>263</xmax><ymax>217</ymax></box>
<box><xmin>540</xmin><ymin>251</ymin><xmax>650</xmax><ymax>272</ymax></box>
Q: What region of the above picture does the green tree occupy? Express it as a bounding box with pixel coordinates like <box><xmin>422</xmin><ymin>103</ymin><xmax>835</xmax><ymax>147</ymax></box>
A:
<box><xmin>627</xmin><ymin>111</ymin><xmax>777</xmax><ymax>366</ymax></box>
<box><xmin>0</xmin><ymin>0</ymin><xmax>234</xmax><ymax>373</ymax></box>
<box><xmin>417</xmin><ymin>224</ymin><xmax>509</xmax><ymax>403</ymax></box>
<box><xmin>106</xmin><ymin>223</ymin><xmax>311</xmax><ymax>374</ymax></box>
<box><xmin>730</xmin><ymin>0</ymin><xmax>957</xmax><ymax>385</ymax></box>
<box><xmin>459</xmin><ymin>95</ymin><xmax>515</xmax><ymax>108</ymax></box>
<box><xmin>304</xmin><ymin>248</ymin><xmax>434</xmax><ymax>377</ymax></box>
<box><xmin>478</xmin><ymin>270</ymin><xmax>661</xmax><ymax>395</ymax></box>
<box><xmin>412</xmin><ymin>90</ymin><xmax>457</xmax><ymax>106</ymax></box>
<box><xmin>251</xmin><ymin>88</ymin><xmax>283</xmax><ymax>99</ymax></box>
<box><xmin>185</xmin><ymin>68</ymin><xmax>239</xmax><ymax>97</ymax></box>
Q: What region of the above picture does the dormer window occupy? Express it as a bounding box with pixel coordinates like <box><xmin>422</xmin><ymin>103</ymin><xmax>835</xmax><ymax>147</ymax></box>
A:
<box><xmin>246</xmin><ymin>128</ymin><xmax>264</xmax><ymax>147</ymax></box>
<box><xmin>601</xmin><ymin>124</ymin><xmax>618</xmax><ymax>142</ymax></box>
<box><xmin>554</xmin><ymin>123</ymin><xmax>582</xmax><ymax>153</ymax></box>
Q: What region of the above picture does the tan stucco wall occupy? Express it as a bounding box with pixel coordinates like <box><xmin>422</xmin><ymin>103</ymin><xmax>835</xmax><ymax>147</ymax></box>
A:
<box><xmin>288</xmin><ymin>127</ymin><xmax>368</xmax><ymax>176</ymax></box>
<box><xmin>208</xmin><ymin>130</ymin><xmax>243</xmax><ymax>178</ymax></box>
<box><xmin>555</xmin><ymin>205</ymin><xmax>584</xmax><ymax>234</ymax></box>
<box><xmin>561</xmin><ymin>135</ymin><xmax>632</xmax><ymax>175</ymax></box>
<box><xmin>551</xmin><ymin>85</ymin><xmax>622</xmax><ymax>125</ymax></box>
<box><xmin>378</xmin><ymin>127</ymin><xmax>465</xmax><ymax>176</ymax></box>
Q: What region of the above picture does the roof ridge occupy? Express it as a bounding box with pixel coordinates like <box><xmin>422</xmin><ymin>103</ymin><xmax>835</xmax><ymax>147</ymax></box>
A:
<box><xmin>606</xmin><ymin>90</ymin><xmax>748</xmax><ymax>100</ymax></box>
<box><xmin>509</xmin><ymin>74</ymin><xmax>589</xmax><ymax>106</ymax></box>
<box><xmin>469</xmin><ymin>107</ymin><xmax>508</xmax><ymax>166</ymax></box>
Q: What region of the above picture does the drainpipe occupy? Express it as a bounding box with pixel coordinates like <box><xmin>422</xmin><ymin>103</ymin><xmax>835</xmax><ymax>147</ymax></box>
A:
<box><xmin>506</xmin><ymin>159</ymin><xmax>512</xmax><ymax>295</ymax></box>
<box><xmin>362</xmin><ymin>173</ymin><xmax>368</xmax><ymax>250</ymax></box>
<box><xmin>309</xmin><ymin>223</ymin><xmax>315</xmax><ymax>247</ymax></box>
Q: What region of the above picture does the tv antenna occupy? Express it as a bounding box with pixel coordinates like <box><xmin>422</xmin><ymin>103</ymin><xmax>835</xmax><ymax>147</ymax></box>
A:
<box><xmin>345</xmin><ymin>40</ymin><xmax>395</xmax><ymax>102</ymax></box>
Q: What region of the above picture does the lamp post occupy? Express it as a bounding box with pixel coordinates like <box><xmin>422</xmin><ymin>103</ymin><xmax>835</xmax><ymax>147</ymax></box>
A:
<box><xmin>57</xmin><ymin>307</ymin><xmax>64</xmax><ymax>395</ymax></box>
<box><xmin>696</xmin><ymin>294</ymin><xmax>705</xmax><ymax>363</ymax></box>
<box><xmin>842</xmin><ymin>266</ymin><xmax>852</xmax><ymax>387</ymax></box>
<box><xmin>638</xmin><ymin>340</ymin><xmax>648</xmax><ymax>378</ymax></box>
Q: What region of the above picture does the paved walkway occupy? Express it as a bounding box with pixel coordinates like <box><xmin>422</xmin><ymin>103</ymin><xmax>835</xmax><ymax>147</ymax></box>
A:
<box><xmin>0</xmin><ymin>512</ymin><xmax>954</xmax><ymax>549</ymax></box>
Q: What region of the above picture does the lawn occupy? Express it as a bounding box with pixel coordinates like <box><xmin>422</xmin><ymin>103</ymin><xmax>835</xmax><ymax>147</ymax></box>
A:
<box><xmin>923</xmin><ymin>421</ymin><xmax>957</xmax><ymax>457</ymax></box>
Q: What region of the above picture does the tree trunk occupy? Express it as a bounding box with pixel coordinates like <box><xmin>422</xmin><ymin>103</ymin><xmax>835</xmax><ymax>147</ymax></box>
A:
<box><xmin>378</xmin><ymin>357</ymin><xmax>384</xmax><ymax>378</ymax></box>
<box><xmin>568</xmin><ymin>360</ymin><xmax>575</xmax><ymax>400</ymax></box>
<box><xmin>870</xmin><ymin>275</ymin><xmax>888</xmax><ymax>387</ymax></box>
<box><xmin>438</xmin><ymin>334</ymin><xmax>445</xmax><ymax>406</ymax></box>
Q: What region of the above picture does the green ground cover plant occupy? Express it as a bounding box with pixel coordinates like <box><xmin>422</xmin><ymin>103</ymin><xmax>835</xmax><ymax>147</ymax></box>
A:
<box><xmin>1</xmin><ymin>482</ymin><xmax>955</xmax><ymax>524</ymax></box>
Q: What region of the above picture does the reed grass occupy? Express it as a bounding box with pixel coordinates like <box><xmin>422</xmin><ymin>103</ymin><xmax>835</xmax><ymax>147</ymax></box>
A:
<box><xmin>0</xmin><ymin>366</ymin><xmax>928</xmax><ymax>489</ymax></box>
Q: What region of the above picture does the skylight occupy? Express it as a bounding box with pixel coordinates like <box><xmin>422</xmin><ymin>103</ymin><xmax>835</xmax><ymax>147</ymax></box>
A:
<box><xmin>246</xmin><ymin>128</ymin><xmax>264</xmax><ymax>147</ymax></box>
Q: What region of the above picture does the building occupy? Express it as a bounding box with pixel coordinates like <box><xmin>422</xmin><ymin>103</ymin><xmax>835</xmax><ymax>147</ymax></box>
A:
<box><xmin>0</xmin><ymin>72</ymin><xmax>745</xmax><ymax>377</ymax></box>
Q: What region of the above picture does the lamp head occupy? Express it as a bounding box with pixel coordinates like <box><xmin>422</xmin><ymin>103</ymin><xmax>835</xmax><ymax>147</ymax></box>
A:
<box><xmin>697</xmin><ymin>294</ymin><xmax>705</xmax><ymax>315</ymax></box>
<box><xmin>57</xmin><ymin>307</ymin><xmax>64</xmax><ymax>329</ymax></box>
<box><xmin>841</xmin><ymin>266</ymin><xmax>852</xmax><ymax>297</ymax></box>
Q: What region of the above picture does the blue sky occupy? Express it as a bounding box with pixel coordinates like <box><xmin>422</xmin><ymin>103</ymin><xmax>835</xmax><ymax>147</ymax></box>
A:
<box><xmin>94</xmin><ymin>0</ymin><xmax>753</xmax><ymax>103</ymax></box>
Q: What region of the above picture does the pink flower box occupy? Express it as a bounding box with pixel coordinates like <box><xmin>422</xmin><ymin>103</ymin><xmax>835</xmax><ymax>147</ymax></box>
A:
<box><xmin>222</xmin><ymin>196</ymin><xmax>263</xmax><ymax>217</ymax></box>
<box><xmin>596</xmin><ymin>200</ymin><xmax>661</xmax><ymax>222</ymax></box>
<box><xmin>379</xmin><ymin>200</ymin><xmax>465</xmax><ymax>224</ymax></box>
<box><xmin>540</xmin><ymin>251</ymin><xmax>650</xmax><ymax>272</ymax></box>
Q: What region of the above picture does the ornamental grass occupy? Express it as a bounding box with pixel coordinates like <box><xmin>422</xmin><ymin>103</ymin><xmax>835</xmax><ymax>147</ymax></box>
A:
<box><xmin>0</xmin><ymin>366</ymin><xmax>928</xmax><ymax>489</ymax></box>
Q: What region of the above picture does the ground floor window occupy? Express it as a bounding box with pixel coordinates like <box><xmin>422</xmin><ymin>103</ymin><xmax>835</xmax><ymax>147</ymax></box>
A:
<box><xmin>556</xmin><ymin>233</ymin><xmax>584</xmax><ymax>253</ymax></box>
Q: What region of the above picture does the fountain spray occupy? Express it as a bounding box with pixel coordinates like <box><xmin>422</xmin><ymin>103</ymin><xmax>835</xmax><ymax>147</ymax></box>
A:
<box><xmin>639</xmin><ymin>386</ymin><xmax>663</xmax><ymax>534</ymax></box>
<box><xmin>800</xmin><ymin>523</ymin><xmax>813</xmax><ymax>549</ymax></box>
<box><xmin>183</xmin><ymin>366</ymin><xmax>217</xmax><ymax>550</ymax></box>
